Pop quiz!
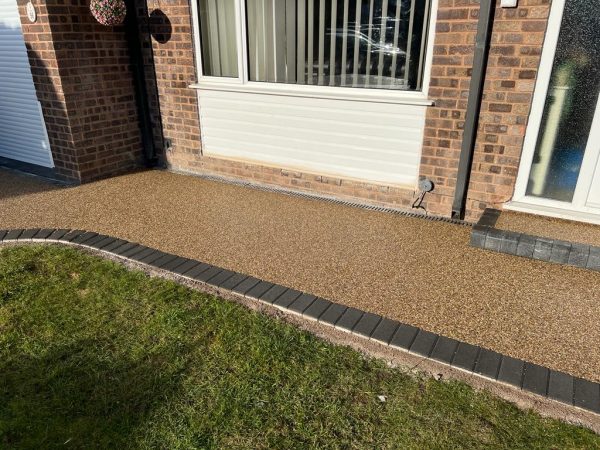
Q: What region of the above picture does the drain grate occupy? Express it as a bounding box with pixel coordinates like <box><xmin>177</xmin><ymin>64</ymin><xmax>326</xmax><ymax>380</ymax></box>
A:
<box><xmin>172</xmin><ymin>170</ymin><xmax>473</xmax><ymax>227</ymax></box>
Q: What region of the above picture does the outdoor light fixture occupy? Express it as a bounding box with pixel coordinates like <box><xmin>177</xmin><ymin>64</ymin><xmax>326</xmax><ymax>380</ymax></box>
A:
<box><xmin>419</xmin><ymin>179</ymin><xmax>434</xmax><ymax>193</ymax></box>
<box><xmin>500</xmin><ymin>0</ymin><xmax>518</xmax><ymax>7</ymax></box>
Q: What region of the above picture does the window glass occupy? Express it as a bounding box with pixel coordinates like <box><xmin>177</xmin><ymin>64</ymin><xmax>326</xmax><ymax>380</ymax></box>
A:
<box><xmin>245</xmin><ymin>0</ymin><xmax>430</xmax><ymax>90</ymax></box>
<box><xmin>199</xmin><ymin>0</ymin><xmax>239</xmax><ymax>77</ymax></box>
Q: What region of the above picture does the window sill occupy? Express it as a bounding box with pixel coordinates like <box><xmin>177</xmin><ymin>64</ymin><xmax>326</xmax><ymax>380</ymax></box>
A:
<box><xmin>189</xmin><ymin>80</ymin><xmax>435</xmax><ymax>107</ymax></box>
<box><xmin>505</xmin><ymin>200</ymin><xmax>600</xmax><ymax>225</ymax></box>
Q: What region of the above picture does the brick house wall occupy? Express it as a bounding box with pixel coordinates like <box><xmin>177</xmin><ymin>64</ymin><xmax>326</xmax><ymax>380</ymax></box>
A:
<box><xmin>18</xmin><ymin>0</ymin><xmax>144</xmax><ymax>182</ymax></box>
<box><xmin>148</xmin><ymin>0</ymin><xmax>551</xmax><ymax>219</ymax></box>
<box><xmin>18</xmin><ymin>0</ymin><xmax>551</xmax><ymax>219</ymax></box>
<box><xmin>420</xmin><ymin>0</ymin><xmax>550</xmax><ymax>221</ymax></box>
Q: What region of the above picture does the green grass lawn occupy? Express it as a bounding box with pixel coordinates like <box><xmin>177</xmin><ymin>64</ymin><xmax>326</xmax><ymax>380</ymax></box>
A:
<box><xmin>0</xmin><ymin>245</ymin><xmax>598</xmax><ymax>449</ymax></box>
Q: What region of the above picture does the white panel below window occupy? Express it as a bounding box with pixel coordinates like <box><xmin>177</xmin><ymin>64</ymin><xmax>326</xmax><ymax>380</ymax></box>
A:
<box><xmin>198</xmin><ymin>89</ymin><xmax>425</xmax><ymax>186</ymax></box>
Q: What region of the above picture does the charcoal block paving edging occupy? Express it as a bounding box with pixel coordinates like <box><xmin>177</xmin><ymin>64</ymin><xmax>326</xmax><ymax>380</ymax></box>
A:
<box><xmin>2</xmin><ymin>228</ymin><xmax>600</xmax><ymax>416</ymax></box>
<box><xmin>471</xmin><ymin>208</ymin><xmax>600</xmax><ymax>272</ymax></box>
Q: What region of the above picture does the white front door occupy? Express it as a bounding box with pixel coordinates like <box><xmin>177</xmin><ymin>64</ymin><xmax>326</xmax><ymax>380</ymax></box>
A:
<box><xmin>510</xmin><ymin>0</ymin><xmax>600</xmax><ymax>223</ymax></box>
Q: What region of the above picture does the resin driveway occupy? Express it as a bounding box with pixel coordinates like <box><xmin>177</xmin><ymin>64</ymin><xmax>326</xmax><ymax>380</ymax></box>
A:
<box><xmin>1</xmin><ymin>168</ymin><xmax>600</xmax><ymax>383</ymax></box>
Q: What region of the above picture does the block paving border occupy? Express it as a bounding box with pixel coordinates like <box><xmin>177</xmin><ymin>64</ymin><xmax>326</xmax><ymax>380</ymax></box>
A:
<box><xmin>1</xmin><ymin>227</ymin><xmax>599</xmax><ymax>416</ymax></box>
<box><xmin>471</xmin><ymin>209</ymin><xmax>600</xmax><ymax>272</ymax></box>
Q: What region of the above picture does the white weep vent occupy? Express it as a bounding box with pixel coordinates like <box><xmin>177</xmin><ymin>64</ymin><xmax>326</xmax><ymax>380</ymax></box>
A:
<box><xmin>0</xmin><ymin>0</ymin><xmax>54</xmax><ymax>168</ymax></box>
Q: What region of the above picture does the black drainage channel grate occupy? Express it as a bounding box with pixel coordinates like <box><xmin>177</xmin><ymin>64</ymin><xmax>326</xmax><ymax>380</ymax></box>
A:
<box><xmin>174</xmin><ymin>170</ymin><xmax>473</xmax><ymax>227</ymax></box>
<box><xmin>471</xmin><ymin>209</ymin><xmax>600</xmax><ymax>272</ymax></box>
<box><xmin>1</xmin><ymin>228</ymin><xmax>599</xmax><ymax>415</ymax></box>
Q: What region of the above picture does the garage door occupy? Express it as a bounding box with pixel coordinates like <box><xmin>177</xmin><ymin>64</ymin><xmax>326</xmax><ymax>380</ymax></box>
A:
<box><xmin>0</xmin><ymin>0</ymin><xmax>53</xmax><ymax>168</ymax></box>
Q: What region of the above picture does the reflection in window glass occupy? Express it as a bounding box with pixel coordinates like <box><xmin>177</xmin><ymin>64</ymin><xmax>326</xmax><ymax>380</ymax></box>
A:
<box><xmin>245</xmin><ymin>0</ymin><xmax>430</xmax><ymax>90</ymax></box>
<box><xmin>526</xmin><ymin>0</ymin><xmax>600</xmax><ymax>202</ymax></box>
<box><xmin>199</xmin><ymin>0</ymin><xmax>239</xmax><ymax>77</ymax></box>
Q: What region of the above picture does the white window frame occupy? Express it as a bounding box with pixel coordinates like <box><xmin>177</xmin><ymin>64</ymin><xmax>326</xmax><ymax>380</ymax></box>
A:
<box><xmin>189</xmin><ymin>0</ymin><xmax>438</xmax><ymax>106</ymax></box>
<box><xmin>507</xmin><ymin>0</ymin><xmax>600</xmax><ymax>224</ymax></box>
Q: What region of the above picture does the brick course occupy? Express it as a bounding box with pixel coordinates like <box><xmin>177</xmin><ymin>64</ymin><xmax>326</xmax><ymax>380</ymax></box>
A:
<box><xmin>172</xmin><ymin>156</ymin><xmax>417</xmax><ymax>209</ymax></box>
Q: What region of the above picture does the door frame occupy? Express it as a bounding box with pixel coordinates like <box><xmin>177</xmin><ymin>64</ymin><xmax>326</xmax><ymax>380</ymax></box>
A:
<box><xmin>508</xmin><ymin>0</ymin><xmax>600</xmax><ymax>223</ymax></box>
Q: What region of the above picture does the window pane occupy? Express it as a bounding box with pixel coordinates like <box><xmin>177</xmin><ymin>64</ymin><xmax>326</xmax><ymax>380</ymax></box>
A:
<box><xmin>526</xmin><ymin>0</ymin><xmax>600</xmax><ymax>202</ymax></box>
<box><xmin>246</xmin><ymin>0</ymin><xmax>430</xmax><ymax>90</ymax></box>
<box><xmin>199</xmin><ymin>0</ymin><xmax>239</xmax><ymax>77</ymax></box>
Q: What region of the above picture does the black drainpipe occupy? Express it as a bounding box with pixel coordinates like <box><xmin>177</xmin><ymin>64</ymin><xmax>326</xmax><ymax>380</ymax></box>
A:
<box><xmin>451</xmin><ymin>0</ymin><xmax>496</xmax><ymax>220</ymax></box>
<box><xmin>124</xmin><ymin>0</ymin><xmax>158</xmax><ymax>167</ymax></box>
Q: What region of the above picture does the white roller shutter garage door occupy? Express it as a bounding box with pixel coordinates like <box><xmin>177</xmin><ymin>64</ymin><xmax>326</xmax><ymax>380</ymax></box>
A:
<box><xmin>0</xmin><ymin>0</ymin><xmax>53</xmax><ymax>168</ymax></box>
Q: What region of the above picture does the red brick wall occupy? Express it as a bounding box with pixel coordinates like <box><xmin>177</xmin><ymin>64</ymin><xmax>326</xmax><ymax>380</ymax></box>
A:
<box><xmin>18</xmin><ymin>0</ymin><xmax>144</xmax><ymax>182</ymax></box>
<box><xmin>172</xmin><ymin>156</ymin><xmax>417</xmax><ymax>209</ymax></box>
<box><xmin>421</xmin><ymin>0</ymin><xmax>550</xmax><ymax>220</ymax></box>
